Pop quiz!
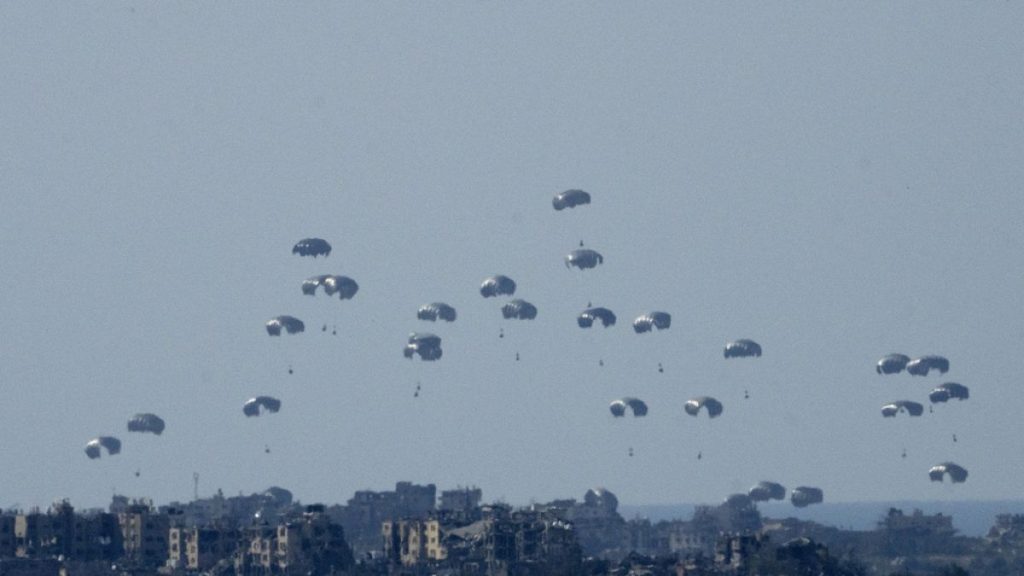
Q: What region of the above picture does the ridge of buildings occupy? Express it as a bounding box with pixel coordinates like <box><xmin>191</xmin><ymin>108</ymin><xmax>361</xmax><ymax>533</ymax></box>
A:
<box><xmin>1</xmin><ymin>484</ymin><xmax>1021</xmax><ymax>575</ymax></box>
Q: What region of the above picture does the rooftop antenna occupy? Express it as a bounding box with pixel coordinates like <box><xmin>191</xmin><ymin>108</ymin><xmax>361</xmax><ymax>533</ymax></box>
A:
<box><xmin>193</xmin><ymin>472</ymin><xmax>199</xmax><ymax>501</ymax></box>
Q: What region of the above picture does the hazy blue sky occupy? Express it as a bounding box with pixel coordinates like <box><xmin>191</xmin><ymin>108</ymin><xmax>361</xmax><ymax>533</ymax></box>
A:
<box><xmin>2</xmin><ymin>2</ymin><xmax>1023</xmax><ymax>512</ymax></box>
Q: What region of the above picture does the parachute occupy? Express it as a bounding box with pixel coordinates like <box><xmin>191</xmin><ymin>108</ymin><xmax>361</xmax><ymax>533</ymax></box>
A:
<box><xmin>404</xmin><ymin>332</ymin><xmax>443</xmax><ymax>361</ymax></box>
<box><xmin>263</xmin><ymin>486</ymin><xmax>294</xmax><ymax>505</ymax></box>
<box><xmin>929</xmin><ymin>462</ymin><xmax>968</xmax><ymax>483</ymax></box>
<box><xmin>876</xmin><ymin>354</ymin><xmax>911</xmax><ymax>375</ymax></box>
<box><xmin>906</xmin><ymin>355</ymin><xmax>950</xmax><ymax>376</ymax></box>
<box><xmin>724</xmin><ymin>339</ymin><xmax>762</xmax><ymax>358</ymax></box>
<box><xmin>127</xmin><ymin>413</ymin><xmax>165</xmax><ymax>435</ymax></box>
<box><xmin>930</xmin><ymin>383</ymin><xmax>970</xmax><ymax>403</ymax></box>
<box><xmin>292</xmin><ymin>238</ymin><xmax>331</xmax><ymax>257</ymax></box>
<box><xmin>322</xmin><ymin>276</ymin><xmax>359</xmax><ymax>300</ymax></box>
<box><xmin>266</xmin><ymin>316</ymin><xmax>305</xmax><ymax>336</ymax></box>
<box><xmin>633</xmin><ymin>312</ymin><xmax>671</xmax><ymax>333</ymax></box>
<box><xmin>417</xmin><ymin>303</ymin><xmax>457</xmax><ymax>322</ymax></box>
<box><xmin>552</xmin><ymin>189</ymin><xmax>591</xmax><ymax>211</ymax></box>
<box><xmin>301</xmin><ymin>275</ymin><xmax>358</xmax><ymax>299</ymax></box>
<box><xmin>502</xmin><ymin>299</ymin><xmax>538</xmax><ymax>320</ymax></box>
<box><xmin>584</xmin><ymin>487</ymin><xmax>619</xmax><ymax>510</ymax></box>
<box><xmin>480</xmin><ymin>275</ymin><xmax>516</xmax><ymax>298</ymax></box>
<box><xmin>684</xmin><ymin>396</ymin><xmax>723</xmax><ymax>418</ymax></box>
<box><xmin>302</xmin><ymin>275</ymin><xmax>331</xmax><ymax>295</ymax></box>
<box><xmin>749</xmin><ymin>481</ymin><xmax>786</xmax><ymax>502</ymax></box>
<box><xmin>578</xmin><ymin>307</ymin><xmax>616</xmax><ymax>328</ymax></box>
<box><xmin>244</xmin><ymin>396</ymin><xmax>282</xmax><ymax>417</ymax></box>
<box><xmin>881</xmin><ymin>400</ymin><xmax>924</xmax><ymax>417</ymax></box>
<box><xmin>565</xmin><ymin>249</ymin><xmax>604</xmax><ymax>270</ymax></box>
<box><xmin>724</xmin><ymin>494</ymin><xmax>754</xmax><ymax>508</ymax></box>
<box><xmin>85</xmin><ymin>436</ymin><xmax>121</xmax><ymax>459</ymax></box>
<box><xmin>791</xmin><ymin>486</ymin><xmax>824</xmax><ymax>508</ymax></box>
<box><xmin>609</xmin><ymin>397</ymin><xmax>648</xmax><ymax>417</ymax></box>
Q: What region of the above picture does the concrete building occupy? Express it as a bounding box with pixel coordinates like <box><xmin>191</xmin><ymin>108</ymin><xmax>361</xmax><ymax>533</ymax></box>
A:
<box><xmin>532</xmin><ymin>488</ymin><xmax>629</xmax><ymax>559</ymax></box>
<box><xmin>878</xmin><ymin>507</ymin><xmax>957</xmax><ymax>557</ymax></box>
<box><xmin>880</xmin><ymin>507</ymin><xmax>955</xmax><ymax>534</ymax></box>
<box><xmin>236</xmin><ymin>524</ymin><xmax>276</xmax><ymax>575</ymax></box>
<box><xmin>234</xmin><ymin>505</ymin><xmax>353</xmax><ymax>575</ymax></box>
<box><xmin>275</xmin><ymin>505</ymin><xmax>353</xmax><ymax>574</ymax></box>
<box><xmin>425</xmin><ymin>519</ymin><xmax>450</xmax><ymax>563</ymax></box>
<box><xmin>486</xmin><ymin>510</ymin><xmax>581</xmax><ymax>575</ymax></box>
<box><xmin>13</xmin><ymin>512</ymin><xmax>48</xmax><ymax>559</ymax></box>
<box><xmin>382</xmin><ymin>519</ymin><xmax>417</xmax><ymax>566</ymax></box>
<box><xmin>167</xmin><ymin>526</ymin><xmax>188</xmax><ymax>570</ymax></box>
<box><xmin>331</xmin><ymin>481</ymin><xmax>437</xmax><ymax>556</ymax></box>
<box><xmin>118</xmin><ymin>501</ymin><xmax>169</xmax><ymax>568</ymax></box>
<box><xmin>382</xmin><ymin>507</ymin><xmax>582</xmax><ymax>574</ymax></box>
<box><xmin>0</xmin><ymin>516</ymin><xmax>14</xmax><ymax>558</ymax></box>
<box><xmin>71</xmin><ymin>511</ymin><xmax>122</xmax><ymax>561</ymax></box>
<box><xmin>382</xmin><ymin>518</ymin><xmax>448</xmax><ymax>566</ymax></box>
<box><xmin>665</xmin><ymin>521</ymin><xmax>715</xmax><ymax>556</ymax></box>
<box><xmin>167</xmin><ymin>525</ymin><xmax>240</xmax><ymax>572</ymax></box>
<box><xmin>14</xmin><ymin>501</ymin><xmax>75</xmax><ymax>559</ymax></box>
<box><xmin>714</xmin><ymin>533</ymin><xmax>765</xmax><ymax>572</ymax></box>
<box><xmin>159</xmin><ymin>486</ymin><xmax>298</xmax><ymax>529</ymax></box>
<box><xmin>440</xmin><ymin>487</ymin><xmax>483</xmax><ymax>515</ymax></box>
<box><xmin>8</xmin><ymin>501</ymin><xmax>120</xmax><ymax>563</ymax></box>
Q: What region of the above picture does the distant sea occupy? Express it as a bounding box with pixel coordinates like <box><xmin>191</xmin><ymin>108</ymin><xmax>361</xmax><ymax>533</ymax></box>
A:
<box><xmin>619</xmin><ymin>501</ymin><xmax>1024</xmax><ymax>537</ymax></box>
